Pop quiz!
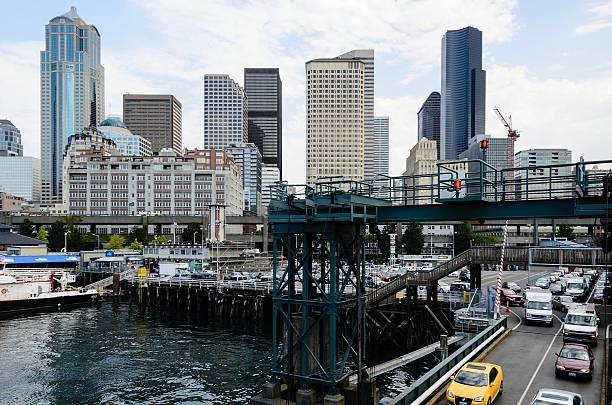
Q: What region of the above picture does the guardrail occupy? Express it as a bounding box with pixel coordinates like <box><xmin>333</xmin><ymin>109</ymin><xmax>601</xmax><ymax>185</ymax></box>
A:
<box><xmin>84</xmin><ymin>268</ymin><xmax>136</xmax><ymax>290</ymax></box>
<box><xmin>386</xmin><ymin>316</ymin><xmax>507</xmax><ymax>405</ymax></box>
<box><xmin>123</xmin><ymin>276</ymin><xmax>274</xmax><ymax>294</ymax></box>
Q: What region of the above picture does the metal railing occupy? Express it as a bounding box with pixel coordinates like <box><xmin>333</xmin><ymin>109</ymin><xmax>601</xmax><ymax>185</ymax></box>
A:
<box><xmin>387</xmin><ymin>316</ymin><xmax>507</xmax><ymax>404</ymax></box>
<box><xmin>84</xmin><ymin>268</ymin><xmax>136</xmax><ymax>290</ymax></box>
<box><xmin>270</xmin><ymin>159</ymin><xmax>612</xmax><ymax>206</ymax></box>
<box><xmin>123</xmin><ymin>275</ymin><xmax>273</xmax><ymax>294</ymax></box>
<box><xmin>366</xmin><ymin>250</ymin><xmax>471</xmax><ymax>305</ymax></box>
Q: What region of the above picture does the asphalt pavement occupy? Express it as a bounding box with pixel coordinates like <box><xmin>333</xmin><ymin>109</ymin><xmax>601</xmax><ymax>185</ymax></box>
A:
<box><xmin>437</xmin><ymin>268</ymin><xmax>604</xmax><ymax>404</ymax></box>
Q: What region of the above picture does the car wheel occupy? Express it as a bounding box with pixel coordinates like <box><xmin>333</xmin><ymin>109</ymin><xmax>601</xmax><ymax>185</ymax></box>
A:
<box><xmin>487</xmin><ymin>399</ymin><xmax>491</xmax><ymax>405</ymax></box>
<box><xmin>499</xmin><ymin>380</ymin><xmax>503</xmax><ymax>395</ymax></box>
<box><xmin>555</xmin><ymin>370</ymin><xmax>560</xmax><ymax>378</ymax></box>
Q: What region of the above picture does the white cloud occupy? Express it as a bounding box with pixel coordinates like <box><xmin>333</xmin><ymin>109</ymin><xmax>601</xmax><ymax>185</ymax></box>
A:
<box><xmin>574</xmin><ymin>19</ymin><xmax>612</xmax><ymax>34</ymax></box>
<box><xmin>575</xmin><ymin>1</ymin><xmax>612</xmax><ymax>34</ymax></box>
<box><xmin>0</xmin><ymin>41</ymin><xmax>42</xmax><ymax>157</ymax></box>
<box><xmin>486</xmin><ymin>63</ymin><xmax>612</xmax><ymax>162</ymax></box>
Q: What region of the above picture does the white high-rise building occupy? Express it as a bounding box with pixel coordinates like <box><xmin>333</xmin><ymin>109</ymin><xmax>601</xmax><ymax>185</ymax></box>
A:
<box><xmin>261</xmin><ymin>163</ymin><xmax>280</xmax><ymax>213</ymax></box>
<box><xmin>203</xmin><ymin>74</ymin><xmax>248</xmax><ymax>149</ymax></box>
<box><xmin>373</xmin><ymin>116</ymin><xmax>389</xmax><ymax>177</ymax></box>
<box><xmin>514</xmin><ymin>149</ymin><xmax>572</xmax><ymax>199</ymax></box>
<box><xmin>40</xmin><ymin>7</ymin><xmax>104</xmax><ymax>204</ymax></box>
<box><xmin>306</xmin><ymin>58</ymin><xmax>365</xmax><ymax>185</ymax></box>
<box><xmin>336</xmin><ymin>50</ymin><xmax>374</xmax><ymax>180</ymax></box>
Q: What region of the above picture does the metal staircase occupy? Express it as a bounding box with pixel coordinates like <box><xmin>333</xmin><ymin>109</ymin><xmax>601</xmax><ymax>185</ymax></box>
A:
<box><xmin>366</xmin><ymin>250</ymin><xmax>472</xmax><ymax>306</ymax></box>
<box><xmin>84</xmin><ymin>268</ymin><xmax>136</xmax><ymax>291</ymax></box>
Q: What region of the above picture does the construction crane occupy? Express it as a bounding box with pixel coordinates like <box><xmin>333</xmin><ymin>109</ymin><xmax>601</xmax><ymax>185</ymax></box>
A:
<box><xmin>493</xmin><ymin>106</ymin><xmax>520</xmax><ymax>172</ymax></box>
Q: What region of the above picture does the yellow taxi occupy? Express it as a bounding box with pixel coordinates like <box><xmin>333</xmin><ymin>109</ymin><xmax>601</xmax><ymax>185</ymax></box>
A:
<box><xmin>446</xmin><ymin>362</ymin><xmax>503</xmax><ymax>405</ymax></box>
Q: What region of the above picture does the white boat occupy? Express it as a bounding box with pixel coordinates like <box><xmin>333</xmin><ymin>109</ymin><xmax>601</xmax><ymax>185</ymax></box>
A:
<box><xmin>0</xmin><ymin>271</ymin><xmax>99</xmax><ymax>316</ymax></box>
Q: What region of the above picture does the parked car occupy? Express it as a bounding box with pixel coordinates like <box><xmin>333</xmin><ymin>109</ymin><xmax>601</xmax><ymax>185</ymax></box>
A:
<box><xmin>552</xmin><ymin>295</ymin><xmax>576</xmax><ymax>313</ymax></box>
<box><xmin>450</xmin><ymin>281</ymin><xmax>471</xmax><ymax>293</ymax></box>
<box><xmin>530</xmin><ymin>388</ymin><xmax>583</xmax><ymax>405</ymax></box>
<box><xmin>554</xmin><ymin>343</ymin><xmax>594</xmax><ymax>380</ymax></box>
<box><xmin>502</xmin><ymin>281</ymin><xmax>521</xmax><ymax>294</ymax></box>
<box><xmin>446</xmin><ymin>362</ymin><xmax>503</xmax><ymax>405</ymax></box>
<box><xmin>438</xmin><ymin>280</ymin><xmax>451</xmax><ymax>293</ymax></box>
<box><xmin>500</xmin><ymin>288</ymin><xmax>524</xmax><ymax>306</ymax></box>
<box><xmin>535</xmin><ymin>277</ymin><xmax>551</xmax><ymax>289</ymax></box>
<box><xmin>549</xmin><ymin>282</ymin><xmax>564</xmax><ymax>295</ymax></box>
<box><xmin>459</xmin><ymin>270</ymin><xmax>470</xmax><ymax>282</ymax></box>
<box><xmin>593</xmin><ymin>288</ymin><xmax>605</xmax><ymax>304</ymax></box>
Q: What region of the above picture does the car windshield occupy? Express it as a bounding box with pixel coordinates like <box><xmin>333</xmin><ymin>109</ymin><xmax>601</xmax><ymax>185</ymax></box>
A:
<box><xmin>567</xmin><ymin>282</ymin><xmax>583</xmax><ymax>290</ymax></box>
<box><xmin>559</xmin><ymin>347</ymin><xmax>589</xmax><ymax>361</ymax></box>
<box><xmin>565</xmin><ymin>314</ymin><xmax>595</xmax><ymax>326</ymax></box>
<box><xmin>528</xmin><ymin>301</ymin><xmax>552</xmax><ymax>310</ymax></box>
<box><xmin>537</xmin><ymin>278</ymin><xmax>548</xmax><ymax>283</ymax></box>
<box><xmin>455</xmin><ymin>370</ymin><xmax>487</xmax><ymax>387</ymax></box>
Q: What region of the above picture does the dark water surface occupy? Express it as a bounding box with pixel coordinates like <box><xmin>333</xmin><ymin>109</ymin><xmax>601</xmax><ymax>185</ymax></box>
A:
<box><xmin>0</xmin><ymin>300</ymin><xmax>271</xmax><ymax>404</ymax></box>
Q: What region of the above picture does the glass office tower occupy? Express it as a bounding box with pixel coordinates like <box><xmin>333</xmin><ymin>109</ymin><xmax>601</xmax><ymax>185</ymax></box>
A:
<box><xmin>40</xmin><ymin>7</ymin><xmax>104</xmax><ymax>204</ymax></box>
<box><xmin>441</xmin><ymin>26</ymin><xmax>485</xmax><ymax>160</ymax></box>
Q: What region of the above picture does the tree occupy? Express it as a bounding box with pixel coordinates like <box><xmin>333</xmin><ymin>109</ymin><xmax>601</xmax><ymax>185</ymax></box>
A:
<box><xmin>47</xmin><ymin>220</ymin><xmax>66</xmax><ymax>252</ymax></box>
<box><xmin>154</xmin><ymin>234</ymin><xmax>170</xmax><ymax>245</ymax></box>
<box><xmin>18</xmin><ymin>219</ymin><xmax>36</xmax><ymax>238</ymax></box>
<box><xmin>107</xmin><ymin>235</ymin><xmax>126</xmax><ymax>250</ymax></box>
<box><xmin>402</xmin><ymin>222</ymin><xmax>424</xmax><ymax>254</ymax></box>
<box><xmin>126</xmin><ymin>216</ymin><xmax>151</xmax><ymax>245</ymax></box>
<box><xmin>182</xmin><ymin>223</ymin><xmax>202</xmax><ymax>244</ymax></box>
<box><xmin>128</xmin><ymin>240</ymin><xmax>143</xmax><ymax>250</ymax></box>
<box><xmin>556</xmin><ymin>224</ymin><xmax>576</xmax><ymax>241</ymax></box>
<box><xmin>36</xmin><ymin>225</ymin><xmax>48</xmax><ymax>242</ymax></box>
<box><xmin>453</xmin><ymin>222</ymin><xmax>472</xmax><ymax>255</ymax></box>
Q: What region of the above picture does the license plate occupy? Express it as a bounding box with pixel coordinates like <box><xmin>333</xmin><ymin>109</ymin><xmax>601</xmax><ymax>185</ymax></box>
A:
<box><xmin>568</xmin><ymin>372</ymin><xmax>576</xmax><ymax>377</ymax></box>
<box><xmin>459</xmin><ymin>402</ymin><xmax>468</xmax><ymax>405</ymax></box>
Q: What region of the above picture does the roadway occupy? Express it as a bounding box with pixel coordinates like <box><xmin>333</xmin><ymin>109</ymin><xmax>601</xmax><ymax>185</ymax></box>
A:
<box><xmin>437</xmin><ymin>268</ymin><xmax>604</xmax><ymax>405</ymax></box>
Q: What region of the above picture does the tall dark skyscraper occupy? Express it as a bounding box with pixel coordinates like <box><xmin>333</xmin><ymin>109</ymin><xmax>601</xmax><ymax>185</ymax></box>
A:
<box><xmin>244</xmin><ymin>68</ymin><xmax>282</xmax><ymax>178</ymax></box>
<box><xmin>441</xmin><ymin>26</ymin><xmax>486</xmax><ymax>160</ymax></box>
<box><xmin>417</xmin><ymin>91</ymin><xmax>441</xmax><ymax>158</ymax></box>
<box><xmin>123</xmin><ymin>94</ymin><xmax>182</xmax><ymax>155</ymax></box>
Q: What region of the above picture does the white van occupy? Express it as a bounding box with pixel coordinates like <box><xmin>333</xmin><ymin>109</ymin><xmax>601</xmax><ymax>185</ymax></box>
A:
<box><xmin>563</xmin><ymin>304</ymin><xmax>598</xmax><ymax>346</ymax></box>
<box><xmin>525</xmin><ymin>288</ymin><xmax>553</xmax><ymax>326</ymax></box>
<box><xmin>565</xmin><ymin>277</ymin><xmax>587</xmax><ymax>301</ymax></box>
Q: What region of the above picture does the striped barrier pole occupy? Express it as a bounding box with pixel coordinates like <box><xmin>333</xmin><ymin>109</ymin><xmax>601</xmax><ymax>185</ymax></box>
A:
<box><xmin>494</xmin><ymin>220</ymin><xmax>509</xmax><ymax>319</ymax></box>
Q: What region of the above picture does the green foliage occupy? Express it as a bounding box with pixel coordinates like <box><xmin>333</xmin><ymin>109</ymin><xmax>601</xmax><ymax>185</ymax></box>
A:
<box><xmin>128</xmin><ymin>240</ymin><xmax>143</xmax><ymax>250</ymax></box>
<box><xmin>18</xmin><ymin>219</ymin><xmax>36</xmax><ymax>238</ymax></box>
<box><xmin>47</xmin><ymin>220</ymin><xmax>66</xmax><ymax>252</ymax></box>
<box><xmin>453</xmin><ymin>222</ymin><xmax>472</xmax><ymax>255</ymax></box>
<box><xmin>36</xmin><ymin>225</ymin><xmax>48</xmax><ymax>242</ymax></box>
<box><xmin>107</xmin><ymin>235</ymin><xmax>126</xmax><ymax>250</ymax></box>
<box><xmin>127</xmin><ymin>227</ymin><xmax>150</xmax><ymax>245</ymax></box>
<box><xmin>555</xmin><ymin>223</ymin><xmax>576</xmax><ymax>241</ymax></box>
<box><xmin>154</xmin><ymin>234</ymin><xmax>170</xmax><ymax>245</ymax></box>
<box><xmin>182</xmin><ymin>223</ymin><xmax>202</xmax><ymax>243</ymax></box>
<box><xmin>402</xmin><ymin>222</ymin><xmax>424</xmax><ymax>255</ymax></box>
<box><xmin>472</xmin><ymin>234</ymin><xmax>502</xmax><ymax>245</ymax></box>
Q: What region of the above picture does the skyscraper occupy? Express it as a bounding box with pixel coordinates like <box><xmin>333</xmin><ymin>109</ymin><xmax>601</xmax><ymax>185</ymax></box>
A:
<box><xmin>336</xmin><ymin>50</ymin><xmax>375</xmax><ymax>179</ymax></box>
<box><xmin>306</xmin><ymin>58</ymin><xmax>365</xmax><ymax>185</ymax></box>
<box><xmin>373</xmin><ymin>116</ymin><xmax>389</xmax><ymax>177</ymax></box>
<box><xmin>122</xmin><ymin>94</ymin><xmax>182</xmax><ymax>155</ymax></box>
<box><xmin>203</xmin><ymin>74</ymin><xmax>248</xmax><ymax>149</ymax></box>
<box><xmin>225</xmin><ymin>142</ymin><xmax>262</xmax><ymax>215</ymax></box>
<box><xmin>244</xmin><ymin>68</ymin><xmax>282</xmax><ymax>178</ymax></box>
<box><xmin>441</xmin><ymin>26</ymin><xmax>486</xmax><ymax>160</ymax></box>
<box><xmin>40</xmin><ymin>7</ymin><xmax>104</xmax><ymax>203</ymax></box>
<box><xmin>417</xmin><ymin>91</ymin><xmax>441</xmax><ymax>158</ymax></box>
<box><xmin>0</xmin><ymin>119</ymin><xmax>23</xmax><ymax>156</ymax></box>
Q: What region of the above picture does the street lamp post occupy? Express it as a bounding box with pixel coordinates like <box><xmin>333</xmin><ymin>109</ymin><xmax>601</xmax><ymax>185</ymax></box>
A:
<box><xmin>97</xmin><ymin>234</ymin><xmax>101</xmax><ymax>250</ymax></box>
<box><xmin>64</xmin><ymin>231</ymin><xmax>68</xmax><ymax>253</ymax></box>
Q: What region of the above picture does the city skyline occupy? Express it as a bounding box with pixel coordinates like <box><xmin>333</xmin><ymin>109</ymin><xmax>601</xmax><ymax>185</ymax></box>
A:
<box><xmin>1</xmin><ymin>1</ymin><xmax>612</xmax><ymax>184</ymax></box>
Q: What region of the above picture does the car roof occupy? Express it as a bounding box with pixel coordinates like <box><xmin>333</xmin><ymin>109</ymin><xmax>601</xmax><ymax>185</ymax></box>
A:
<box><xmin>460</xmin><ymin>362</ymin><xmax>498</xmax><ymax>373</ymax></box>
<box><xmin>561</xmin><ymin>342</ymin><xmax>589</xmax><ymax>350</ymax></box>
<box><xmin>535</xmin><ymin>388</ymin><xmax>582</xmax><ymax>401</ymax></box>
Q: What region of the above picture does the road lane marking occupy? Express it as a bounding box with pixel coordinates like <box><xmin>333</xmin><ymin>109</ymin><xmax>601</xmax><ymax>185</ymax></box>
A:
<box><xmin>509</xmin><ymin>308</ymin><xmax>522</xmax><ymax>330</ymax></box>
<box><xmin>516</xmin><ymin>315</ymin><xmax>563</xmax><ymax>405</ymax></box>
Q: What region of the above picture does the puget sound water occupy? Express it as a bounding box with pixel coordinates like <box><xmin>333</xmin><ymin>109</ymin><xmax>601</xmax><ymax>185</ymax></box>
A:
<box><xmin>0</xmin><ymin>299</ymin><xmax>271</xmax><ymax>404</ymax></box>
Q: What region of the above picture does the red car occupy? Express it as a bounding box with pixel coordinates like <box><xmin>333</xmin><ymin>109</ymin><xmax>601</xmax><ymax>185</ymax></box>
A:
<box><xmin>555</xmin><ymin>343</ymin><xmax>594</xmax><ymax>380</ymax></box>
<box><xmin>499</xmin><ymin>288</ymin><xmax>524</xmax><ymax>306</ymax></box>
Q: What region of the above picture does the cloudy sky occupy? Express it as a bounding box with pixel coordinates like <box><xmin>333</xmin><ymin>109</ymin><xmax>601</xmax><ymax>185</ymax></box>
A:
<box><xmin>1</xmin><ymin>0</ymin><xmax>611</xmax><ymax>183</ymax></box>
